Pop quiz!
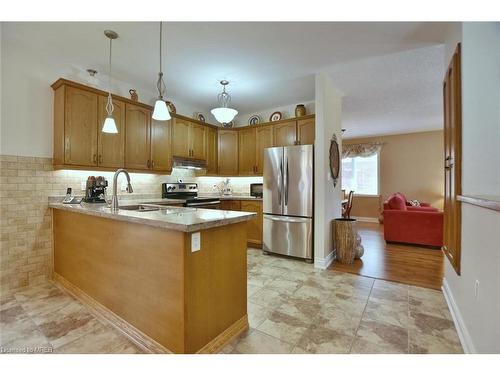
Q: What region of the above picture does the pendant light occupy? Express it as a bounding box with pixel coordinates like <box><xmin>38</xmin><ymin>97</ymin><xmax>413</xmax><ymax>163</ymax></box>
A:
<box><xmin>102</xmin><ymin>30</ymin><xmax>119</xmax><ymax>134</ymax></box>
<box><xmin>211</xmin><ymin>80</ymin><xmax>238</xmax><ymax>124</ymax></box>
<box><xmin>152</xmin><ymin>21</ymin><xmax>171</xmax><ymax>121</ymax></box>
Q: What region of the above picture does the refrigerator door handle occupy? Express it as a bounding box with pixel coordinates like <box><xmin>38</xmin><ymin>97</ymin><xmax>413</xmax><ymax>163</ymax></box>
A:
<box><xmin>264</xmin><ymin>214</ymin><xmax>311</xmax><ymax>223</ymax></box>
<box><xmin>278</xmin><ymin>160</ymin><xmax>283</xmax><ymax>205</ymax></box>
<box><xmin>284</xmin><ymin>158</ymin><xmax>289</xmax><ymax>206</ymax></box>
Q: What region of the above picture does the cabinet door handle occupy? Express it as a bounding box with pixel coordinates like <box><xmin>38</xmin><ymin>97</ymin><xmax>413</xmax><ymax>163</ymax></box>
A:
<box><xmin>93</xmin><ymin>154</ymin><xmax>97</xmax><ymax>164</ymax></box>
<box><xmin>152</xmin><ymin>160</ymin><xmax>155</xmax><ymax>168</ymax></box>
<box><xmin>147</xmin><ymin>159</ymin><xmax>151</xmax><ymax>168</ymax></box>
<box><xmin>98</xmin><ymin>155</ymin><xmax>102</xmax><ymax>164</ymax></box>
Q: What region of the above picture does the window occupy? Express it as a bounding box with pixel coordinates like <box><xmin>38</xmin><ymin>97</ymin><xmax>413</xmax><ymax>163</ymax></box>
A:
<box><xmin>341</xmin><ymin>153</ymin><xmax>379</xmax><ymax>196</ymax></box>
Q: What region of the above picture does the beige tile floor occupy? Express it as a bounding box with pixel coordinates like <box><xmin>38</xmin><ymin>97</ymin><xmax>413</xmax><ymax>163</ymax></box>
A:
<box><xmin>0</xmin><ymin>249</ymin><xmax>463</xmax><ymax>354</ymax></box>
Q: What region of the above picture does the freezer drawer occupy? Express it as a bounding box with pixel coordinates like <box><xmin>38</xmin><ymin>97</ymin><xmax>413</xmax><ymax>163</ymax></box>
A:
<box><xmin>263</xmin><ymin>214</ymin><xmax>313</xmax><ymax>260</ymax></box>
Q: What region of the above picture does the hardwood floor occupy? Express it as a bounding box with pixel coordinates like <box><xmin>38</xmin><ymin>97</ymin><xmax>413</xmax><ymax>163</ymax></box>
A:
<box><xmin>330</xmin><ymin>222</ymin><xmax>444</xmax><ymax>290</ymax></box>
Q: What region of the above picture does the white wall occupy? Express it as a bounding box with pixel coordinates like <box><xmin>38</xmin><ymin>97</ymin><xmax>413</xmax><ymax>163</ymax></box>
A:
<box><xmin>443</xmin><ymin>22</ymin><xmax>500</xmax><ymax>354</ymax></box>
<box><xmin>0</xmin><ymin>25</ymin><xmax>200</xmax><ymax>158</ymax></box>
<box><xmin>313</xmin><ymin>73</ymin><xmax>343</xmax><ymax>268</ymax></box>
<box><xmin>233</xmin><ymin>101</ymin><xmax>315</xmax><ymax>127</ymax></box>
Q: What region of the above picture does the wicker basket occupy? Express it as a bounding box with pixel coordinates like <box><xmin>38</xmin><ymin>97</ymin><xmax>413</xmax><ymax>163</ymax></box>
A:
<box><xmin>334</xmin><ymin>218</ymin><xmax>358</xmax><ymax>264</ymax></box>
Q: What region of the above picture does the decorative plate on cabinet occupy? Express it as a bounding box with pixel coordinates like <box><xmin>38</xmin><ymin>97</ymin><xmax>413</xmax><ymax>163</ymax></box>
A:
<box><xmin>222</xmin><ymin>121</ymin><xmax>234</xmax><ymax>128</ymax></box>
<box><xmin>269</xmin><ymin>111</ymin><xmax>282</xmax><ymax>122</ymax></box>
<box><xmin>248</xmin><ymin>115</ymin><xmax>261</xmax><ymax>126</ymax></box>
<box><xmin>198</xmin><ymin>113</ymin><xmax>206</xmax><ymax>122</ymax></box>
<box><xmin>166</xmin><ymin>101</ymin><xmax>176</xmax><ymax>114</ymax></box>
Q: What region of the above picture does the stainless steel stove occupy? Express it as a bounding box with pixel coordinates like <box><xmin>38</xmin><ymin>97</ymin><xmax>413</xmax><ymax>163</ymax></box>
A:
<box><xmin>162</xmin><ymin>183</ymin><xmax>220</xmax><ymax>208</ymax></box>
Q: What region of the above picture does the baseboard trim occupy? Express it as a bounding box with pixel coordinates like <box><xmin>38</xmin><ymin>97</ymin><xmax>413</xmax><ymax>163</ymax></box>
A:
<box><xmin>314</xmin><ymin>250</ymin><xmax>335</xmax><ymax>270</ymax></box>
<box><xmin>352</xmin><ymin>216</ymin><xmax>379</xmax><ymax>223</ymax></box>
<box><xmin>53</xmin><ymin>273</ymin><xmax>171</xmax><ymax>354</ymax></box>
<box><xmin>442</xmin><ymin>277</ymin><xmax>475</xmax><ymax>353</ymax></box>
<box><xmin>197</xmin><ymin>315</ymin><xmax>249</xmax><ymax>354</ymax></box>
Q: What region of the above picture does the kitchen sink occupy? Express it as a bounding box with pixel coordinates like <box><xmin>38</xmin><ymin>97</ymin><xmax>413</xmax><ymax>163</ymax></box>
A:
<box><xmin>118</xmin><ymin>204</ymin><xmax>160</xmax><ymax>212</ymax></box>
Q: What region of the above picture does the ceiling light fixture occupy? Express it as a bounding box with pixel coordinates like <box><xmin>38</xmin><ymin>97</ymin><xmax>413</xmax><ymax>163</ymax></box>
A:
<box><xmin>102</xmin><ymin>30</ymin><xmax>119</xmax><ymax>134</ymax></box>
<box><xmin>152</xmin><ymin>21</ymin><xmax>171</xmax><ymax>121</ymax></box>
<box><xmin>211</xmin><ymin>80</ymin><xmax>238</xmax><ymax>124</ymax></box>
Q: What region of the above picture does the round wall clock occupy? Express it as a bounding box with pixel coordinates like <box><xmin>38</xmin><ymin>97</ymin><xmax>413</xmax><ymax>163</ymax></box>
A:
<box><xmin>329</xmin><ymin>134</ymin><xmax>340</xmax><ymax>187</ymax></box>
<box><xmin>269</xmin><ymin>111</ymin><xmax>282</xmax><ymax>122</ymax></box>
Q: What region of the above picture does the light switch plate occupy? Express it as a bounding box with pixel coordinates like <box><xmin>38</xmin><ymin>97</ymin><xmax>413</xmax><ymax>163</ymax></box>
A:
<box><xmin>80</xmin><ymin>181</ymin><xmax>86</xmax><ymax>191</ymax></box>
<box><xmin>191</xmin><ymin>232</ymin><xmax>201</xmax><ymax>252</ymax></box>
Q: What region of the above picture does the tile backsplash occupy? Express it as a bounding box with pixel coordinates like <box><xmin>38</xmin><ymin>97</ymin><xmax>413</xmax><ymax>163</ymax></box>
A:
<box><xmin>0</xmin><ymin>155</ymin><xmax>262</xmax><ymax>293</ymax></box>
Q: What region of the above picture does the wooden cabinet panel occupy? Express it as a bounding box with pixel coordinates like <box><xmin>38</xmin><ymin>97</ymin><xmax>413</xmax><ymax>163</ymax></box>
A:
<box><xmin>297</xmin><ymin>118</ymin><xmax>315</xmax><ymax>145</ymax></box>
<box><xmin>64</xmin><ymin>86</ymin><xmax>98</xmax><ymax>166</ymax></box>
<box><xmin>125</xmin><ymin>103</ymin><xmax>151</xmax><ymax>170</ymax></box>
<box><xmin>172</xmin><ymin>118</ymin><xmax>190</xmax><ymax>158</ymax></box>
<box><xmin>273</xmin><ymin>120</ymin><xmax>297</xmax><ymax>147</ymax></box>
<box><xmin>238</xmin><ymin>128</ymin><xmax>257</xmax><ymax>175</ymax></box>
<box><xmin>206</xmin><ymin>127</ymin><xmax>218</xmax><ymax>174</ymax></box>
<box><xmin>218</xmin><ymin>130</ymin><xmax>239</xmax><ymax>176</ymax></box>
<box><xmin>190</xmin><ymin>122</ymin><xmax>206</xmax><ymax>159</ymax></box>
<box><xmin>220</xmin><ymin>200</ymin><xmax>241</xmax><ymax>211</ymax></box>
<box><xmin>151</xmin><ymin>119</ymin><xmax>172</xmax><ymax>172</ymax></box>
<box><xmin>443</xmin><ymin>44</ymin><xmax>462</xmax><ymax>275</ymax></box>
<box><xmin>97</xmin><ymin>96</ymin><xmax>125</xmax><ymax>168</ymax></box>
<box><xmin>240</xmin><ymin>201</ymin><xmax>263</xmax><ymax>247</ymax></box>
<box><xmin>255</xmin><ymin>125</ymin><xmax>274</xmax><ymax>174</ymax></box>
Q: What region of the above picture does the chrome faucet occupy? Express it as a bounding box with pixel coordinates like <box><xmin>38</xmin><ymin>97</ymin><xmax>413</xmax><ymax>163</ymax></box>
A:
<box><xmin>111</xmin><ymin>169</ymin><xmax>133</xmax><ymax>211</ymax></box>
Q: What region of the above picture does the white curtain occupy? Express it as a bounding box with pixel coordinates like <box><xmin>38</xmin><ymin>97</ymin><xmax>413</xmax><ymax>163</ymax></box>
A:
<box><xmin>342</xmin><ymin>142</ymin><xmax>383</xmax><ymax>159</ymax></box>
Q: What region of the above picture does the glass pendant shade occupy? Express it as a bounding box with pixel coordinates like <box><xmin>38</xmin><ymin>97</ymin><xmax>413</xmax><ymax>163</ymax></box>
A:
<box><xmin>102</xmin><ymin>116</ymin><xmax>118</xmax><ymax>133</ymax></box>
<box><xmin>152</xmin><ymin>99</ymin><xmax>171</xmax><ymax>121</ymax></box>
<box><xmin>211</xmin><ymin>107</ymin><xmax>238</xmax><ymax>124</ymax></box>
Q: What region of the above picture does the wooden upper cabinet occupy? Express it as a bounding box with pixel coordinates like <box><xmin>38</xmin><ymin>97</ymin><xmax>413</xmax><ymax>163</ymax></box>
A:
<box><xmin>238</xmin><ymin>128</ymin><xmax>257</xmax><ymax>175</ymax></box>
<box><xmin>189</xmin><ymin>122</ymin><xmax>206</xmax><ymax>160</ymax></box>
<box><xmin>273</xmin><ymin>120</ymin><xmax>297</xmax><ymax>147</ymax></box>
<box><xmin>240</xmin><ymin>200</ymin><xmax>263</xmax><ymax>247</ymax></box>
<box><xmin>64</xmin><ymin>86</ymin><xmax>98</xmax><ymax>166</ymax></box>
<box><xmin>172</xmin><ymin>118</ymin><xmax>190</xmax><ymax>158</ymax></box>
<box><xmin>151</xmin><ymin>119</ymin><xmax>172</xmax><ymax>172</ymax></box>
<box><xmin>255</xmin><ymin>125</ymin><xmax>274</xmax><ymax>174</ymax></box>
<box><xmin>297</xmin><ymin>118</ymin><xmax>315</xmax><ymax>145</ymax></box>
<box><xmin>125</xmin><ymin>103</ymin><xmax>151</xmax><ymax>170</ymax></box>
<box><xmin>206</xmin><ymin>127</ymin><xmax>218</xmax><ymax>174</ymax></box>
<box><xmin>218</xmin><ymin>130</ymin><xmax>238</xmax><ymax>176</ymax></box>
<box><xmin>97</xmin><ymin>96</ymin><xmax>125</xmax><ymax>168</ymax></box>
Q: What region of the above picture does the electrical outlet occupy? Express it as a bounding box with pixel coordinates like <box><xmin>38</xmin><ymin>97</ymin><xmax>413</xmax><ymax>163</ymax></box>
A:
<box><xmin>121</xmin><ymin>182</ymin><xmax>127</xmax><ymax>192</ymax></box>
<box><xmin>474</xmin><ymin>280</ymin><xmax>480</xmax><ymax>300</ymax></box>
<box><xmin>191</xmin><ymin>232</ymin><xmax>201</xmax><ymax>252</ymax></box>
<box><xmin>80</xmin><ymin>181</ymin><xmax>86</xmax><ymax>191</ymax></box>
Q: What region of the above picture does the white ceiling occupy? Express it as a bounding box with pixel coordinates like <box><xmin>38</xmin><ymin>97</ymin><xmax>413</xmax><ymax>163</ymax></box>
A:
<box><xmin>3</xmin><ymin>22</ymin><xmax>448</xmax><ymax>136</ymax></box>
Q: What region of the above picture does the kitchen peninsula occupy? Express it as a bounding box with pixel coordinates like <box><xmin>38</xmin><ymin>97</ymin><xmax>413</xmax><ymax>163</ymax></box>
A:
<box><xmin>49</xmin><ymin>201</ymin><xmax>256</xmax><ymax>354</ymax></box>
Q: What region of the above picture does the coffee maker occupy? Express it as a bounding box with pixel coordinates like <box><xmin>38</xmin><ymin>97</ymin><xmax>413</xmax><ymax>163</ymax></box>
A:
<box><xmin>83</xmin><ymin>176</ymin><xmax>108</xmax><ymax>203</ymax></box>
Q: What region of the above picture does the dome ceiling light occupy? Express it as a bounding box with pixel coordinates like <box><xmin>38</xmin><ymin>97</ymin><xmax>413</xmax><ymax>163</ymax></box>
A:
<box><xmin>211</xmin><ymin>80</ymin><xmax>238</xmax><ymax>124</ymax></box>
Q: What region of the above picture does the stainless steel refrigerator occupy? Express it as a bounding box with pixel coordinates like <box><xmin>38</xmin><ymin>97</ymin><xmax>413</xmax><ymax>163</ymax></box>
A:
<box><xmin>263</xmin><ymin>144</ymin><xmax>313</xmax><ymax>261</ymax></box>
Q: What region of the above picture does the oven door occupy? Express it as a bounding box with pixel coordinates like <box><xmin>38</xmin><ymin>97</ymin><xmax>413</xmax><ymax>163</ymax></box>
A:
<box><xmin>186</xmin><ymin>201</ymin><xmax>221</xmax><ymax>209</ymax></box>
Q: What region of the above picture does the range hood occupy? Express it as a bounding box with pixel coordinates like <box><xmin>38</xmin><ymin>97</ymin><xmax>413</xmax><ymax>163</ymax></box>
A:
<box><xmin>172</xmin><ymin>156</ymin><xmax>207</xmax><ymax>170</ymax></box>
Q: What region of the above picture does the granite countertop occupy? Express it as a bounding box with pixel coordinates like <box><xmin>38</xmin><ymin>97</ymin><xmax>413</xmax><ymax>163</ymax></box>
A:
<box><xmin>49</xmin><ymin>200</ymin><xmax>256</xmax><ymax>232</ymax></box>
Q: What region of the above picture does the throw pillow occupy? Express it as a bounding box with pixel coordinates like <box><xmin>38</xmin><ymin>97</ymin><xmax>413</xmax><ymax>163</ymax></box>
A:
<box><xmin>409</xmin><ymin>199</ymin><xmax>421</xmax><ymax>207</ymax></box>
<box><xmin>388</xmin><ymin>194</ymin><xmax>407</xmax><ymax>210</ymax></box>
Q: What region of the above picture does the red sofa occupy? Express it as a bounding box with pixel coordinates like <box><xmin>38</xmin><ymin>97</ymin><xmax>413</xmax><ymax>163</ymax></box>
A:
<box><xmin>383</xmin><ymin>192</ymin><xmax>443</xmax><ymax>247</ymax></box>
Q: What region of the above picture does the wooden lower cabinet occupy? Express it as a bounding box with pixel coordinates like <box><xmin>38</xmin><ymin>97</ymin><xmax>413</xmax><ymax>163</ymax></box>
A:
<box><xmin>240</xmin><ymin>201</ymin><xmax>263</xmax><ymax>248</ymax></box>
<box><xmin>220</xmin><ymin>200</ymin><xmax>241</xmax><ymax>211</ymax></box>
<box><xmin>219</xmin><ymin>200</ymin><xmax>263</xmax><ymax>247</ymax></box>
